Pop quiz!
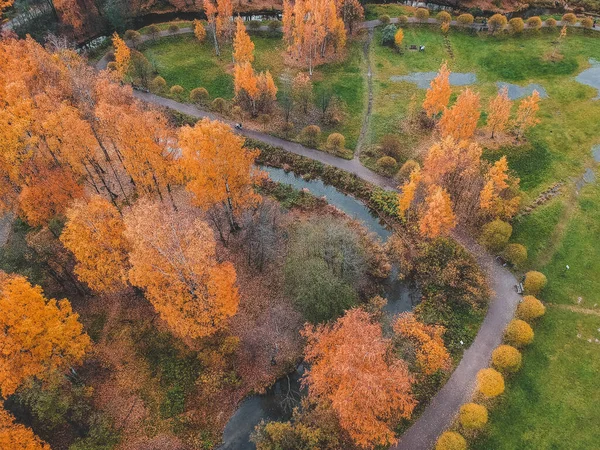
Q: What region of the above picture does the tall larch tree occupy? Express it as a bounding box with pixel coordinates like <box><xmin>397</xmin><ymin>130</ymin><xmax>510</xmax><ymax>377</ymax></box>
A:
<box><xmin>205</xmin><ymin>0</ymin><xmax>220</xmax><ymax>55</ymax></box>
<box><xmin>216</xmin><ymin>0</ymin><xmax>234</xmax><ymax>42</ymax></box>
<box><xmin>393</xmin><ymin>313</ymin><xmax>451</xmax><ymax>376</ymax></box>
<box><xmin>397</xmin><ymin>166</ymin><xmax>422</xmax><ymax>220</ymax></box>
<box><xmin>423</xmin><ymin>62</ymin><xmax>451</xmax><ymax>118</ymax></box>
<box><xmin>178</xmin><ymin>118</ymin><xmax>262</xmax><ymax>230</ymax></box>
<box><xmin>303</xmin><ymin>308</ymin><xmax>416</xmax><ymax>448</ymax></box>
<box><xmin>337</xmin><ymin>0</ymin><xmax>364</xmax><ymax>34</ymax></box>
<box><xmin>60</xmin><ymin>196</ymin><xmax>131</xmax><ymax>293</ymax></box>
<box><xmin>112</xmin><ymin>32</ymin><xmax>131</xmax><ymax>79</ymax></box>
<box><xmin>419</xmin><ymin>185</ymin><xmax>457</xmax><ymax>238</ymax></box>
<box><xmin>124</xmin><ymin>199</ymin><xmax>239</xmax><ymax>340</ymax></box>
<box><xmin>233</xmin><ymin>16</ymin><xmax>255</xmax><ymax>64</ymax></box>
<box><xmin>438</xmin><ymin>87</ymin><xmax>481</xmax><ymax>141</ymax></box>
<box><xmin>0</xmin><ymin>273</ymin><xmax>90</xmax><ymax>397</ymax></box>
<box><xmin>194</xmin><ymin>19</ymin><xmax>207</xmax><ymax>42</ymax></box>
<box><xmin>282</xmin><ymin>0</ymin><xmax>294</xmax><ymax>46</ymax></box>
<box><xmin>514</xmin><ymin>90</ymin><xmax>541</xmax><ymax>138</ymax></box>
<box><xmin>480</xmin><ymin>156</ymin><xmax>521</xmax><ymax>219</ymax></box>
<box><xmin>487</xmin><ymin>87</ymin><xmax>512</xmax><ymax>138</ymax></box>
<box><xmin>0</xmin><ymin>407</ymin><xmax>50</xmax><ymax>450</ymax></box>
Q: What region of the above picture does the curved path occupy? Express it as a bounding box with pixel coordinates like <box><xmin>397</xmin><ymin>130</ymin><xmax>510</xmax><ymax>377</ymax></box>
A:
<box><xmin>132</xmin><ymin>91</ymin><xmax>520</xmax><ymax>449</ymax></box>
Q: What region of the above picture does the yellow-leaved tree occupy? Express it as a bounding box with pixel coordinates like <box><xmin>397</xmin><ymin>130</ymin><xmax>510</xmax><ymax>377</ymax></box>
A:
<box><xmin>438</xmin><ymin>87</ymin><xmax>481</xmax><ymax>141</ymax></box>
<box><xmin>0</xmin><ymin>407</ymin><xmax>50</xmax><ymax>450</ymax></box>
<box><xmin>423</xmin><ymin>62</ymin><xmax>451</xmax><ymax>118</ymax></box>
<box><xmin>0</xmin><ymin>273</ymin><xmax>90</xmax><ymax>397</ymax></box>
<box><xmin>61</xmin><ymin>196</ymin><xmax>131</xmax><ymax>293</ymax></box>
<box><xmin>124</xmin><ymin>199</ymin><xmax>239</xmax><ymax>340</ymax></box>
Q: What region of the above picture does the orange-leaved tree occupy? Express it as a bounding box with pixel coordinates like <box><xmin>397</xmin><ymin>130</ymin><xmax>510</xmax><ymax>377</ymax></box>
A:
<box><xmin>480</xmin><ymin>156</ymin><xmax>521</xmax><ymax>219</ymax></box>
<box><xmin>205</xmin><ymin>0</ymin><xmax>220</xmax><ymax>55</ymax></box>
<box><xmin>419</xmin><ymin>184</ymin><xmax>457</xmax><ymax>238</ymax></box>
<box><xmin>60</xmin><ymin>196</ymin><xmax>131</xmax><ymax>293</ymax></box>
<box><xmin>124</xmin><ymin>199</ymin><xmax>239</xmax><ymax>340</ymax></box>
<box><xmin>303</xmin><ymin>308</ymin><xmax>416</xmax><ymax>448</ymax></box>
<box><xmin>178</xmin><ymin>118</ymin><xmax>262</xmax><ymax>230</ymax></box>
<box><xmin>216</xmin><ymin>0</ymin><xmax>233</xmax><ymax>42</ymax></box>
<box><xmin>0</xmin><ymin>407</ymin><xmax>50</xmax><ymax>450</ymax></box>
<box><xmin>423</xmin><ymin>61</ymin><xmax>451</xmax><ymax>118</ymax></box>
<box><xmin>112</xmin><ymin>32</ymin><xmax>131</xmax><ymax>79</ymax></box>
<box><xmin>438</xmin><ymin>87</ymin><xmax>481</xmax><ymax>141</ymax></box>
<box><xmin>514</xmin><ymin>90</ymin><xmax>541</xmax><ymax>138</ymax></box>
<box><xmin>487</xmin><ymin>87</ymin><xmax>512</xmax><ymax>138</ymax></box>
<box><xmin>393</xmin><ymin>312</ymin><xmax>451</xmax><ymax>375</ymax></box>
<box><xmin>0</xmin><ymin>273</ymin><xmax>90</xmax><ymax>397</ymax></box>
<box><xmin>194</xmin><ymin>19</ymin><xmax>207</xmax><ymax>42</ymax></box>
<box><xmin>397</xmin><ymin>166</ymin><xmax>422</xmax><ymax>220</ymax></box>
<box><xmin>233</xmin><ymin>17</ymin><xmax>255</xmax><ymax>64</ymax></box>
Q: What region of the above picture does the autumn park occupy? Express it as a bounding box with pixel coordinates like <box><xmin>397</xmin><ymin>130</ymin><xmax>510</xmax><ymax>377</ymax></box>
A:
<box><xmin>1</xmin><ymin>0</ymin><xmax>599</xmax><ymax>449</ymax></box>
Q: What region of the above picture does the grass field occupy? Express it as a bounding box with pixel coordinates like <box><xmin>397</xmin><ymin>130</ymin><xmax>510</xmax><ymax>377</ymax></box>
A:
<box><xmin>140</xmin><ymin>32</ymin><xmax>366</xmax><ymax>150</ymax></box>
<box><xmin>369</xmin><ymin>26</ymin><xmax>600</xmax><ymax>197</ymax></box>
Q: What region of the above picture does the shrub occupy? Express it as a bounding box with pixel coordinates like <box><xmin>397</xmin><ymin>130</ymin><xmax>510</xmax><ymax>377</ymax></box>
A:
<box><xmin>268</xmin><ymin>20</ymin><xmax>281</xmax><ymax>31</ymax></box>
<box><xmin>381</xmin><ymin>24</ymin><xmax>397</xmax><ymax>46</ymax></box>
<box><xmin>562</xmin><ymin>13</ymin><xmax>577</xmax><ymax>25</ymax></box>
<box><xmin>524</xmin><ymin>271</ymin><xmax>547</xmax><ymax>295</ymax></box>
<box><xmin>436</xmin><ymin>11</ymin><xmax>451</xmax><ymax>23</ymax></box>
<box><xmin>379</xmin><ymin>14</ymin><xmax>391</xmax><ymax>24</ymax></box>
<box><xmin>457</xmin><ymin>13</ymin><xmax>474</xmax><ymax>25</ymax></box>
<box><xmin>377</xmin><ymin>156</ymin><xmax>397</xmax><ymax>172</ymax></box>
<box><xmin>459</xmin><ymin>403</ymin><xmax>488</xmax><ymax>430</ymax></box>
<box><xmin>169</xmin><ymin>85</ymin><xmax>184</xmax><ymax>97</ymax></box>
<box><xmin>300</xmin><ymin>125</ymin><xmax>321</xmax><ymax>147</ymax></box>
<box><xmin>190</xmin><ymin>87</ymin><xmax>209</xmax><ymax>104</ymax></box>
<box><xmin>581</xmin><ymin>17</ymin><xmax>593</xmax><ymax>28</ymax></box>
<box><xmin>326</xmin><ymin>133</ymin><xmax>346</xmax><ymax>152</ymax></box>
<box><xmin>211</xmin><ymin>97</ymin><xmax>227</xmax><ymax>113</ymax></box>
<box><xmin>545</xmin><ymin>17</ymin><xmax>557</xmax><ymax>27</ymax></box>
<box><xmin>168</xmin><ymin>23</ymin><xmax>180</xmax><ymax>33</ymax></box>
<box><xmin>526</xmin><ymin>16</ymin><xmax>542</xmax><ymax>30</ymax></box>
<box><xmin>480</xmin><ymin>219</ymin><xmax>512</xmax><ymax>252</ymax></box>
<box><xmin>509</xmin><ymin>17</ymin><xmax>525</xmax><ymax>34</ymax></box>
<box><xmin>147</xmin><ymin>24</ymin><xmax>161</xmax><ymax>39</ymax></box>
<box><xmin>106</xmin><ymin>61</ymin><xmax>118</xmax><ymax>71</ymax></box>
<box><xmin>476</xmin><ymin>368</ymin><xmax>505</xmax><ymax>398</ymax></box>
<box><xmin>397</xmin><ymin>15</ymin><xmax>408</xmax><ymax>25</ymax></box>
<box><xmin>248</xmin><ymin>20</ymin><xmax>261</xmax><ymax>29</ymax></box>
<box><xmin>396</xmin><ymin>160</ymin><xmax>420</xmax><ymax>181</ymax></box>
<box><xmin>505</xmin><ymin>319</ymin><xmax>534</xmax><ymax>347</ymax></box>
<box><xmin>492</xmin><ymin>345</ymin><xmax>522</xmax><ymax>373</ymax></box>
<box><xmin>150</xmin><ymin>76</ymin><xmax>166</xmax><ymax>93</ymax></box>
<box><xmin>379</xmin><ymin>134</ymin><xmax>404</xmax><ymax>159</ymax></box>
<box><xmin>435</xmin><ymin>431</ymin><xmax>467</xmax><ymax>450</ymax></box>
<box><xmin>124</xmin><ymin>29</ymin><xmax>141</xmax><ymax>45</ymax></box>
<box><xmin>415</xmin><ymin>8</ymin><xmax>430</xmax><ymax>22</ymax></box>
<box><xmin>502</xmin><ymin>243</ymin><xmax>527</xmax><ymax>268</ymax></box>
<box><xmin>488</xmin><ymin>13</ymin><xmax>508</xmax><ymax>33</ymax></box>
<box><xmin>516</xmin><ymin>295</ymin><xmax>546</xmax><ymax>322</ymax></box>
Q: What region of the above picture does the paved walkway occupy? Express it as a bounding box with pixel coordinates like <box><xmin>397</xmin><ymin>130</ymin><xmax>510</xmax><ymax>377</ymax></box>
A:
<box><xmin>132</xmin><ymin>91</ymin><xmax>521</xmax><ymax>450</ymax></box>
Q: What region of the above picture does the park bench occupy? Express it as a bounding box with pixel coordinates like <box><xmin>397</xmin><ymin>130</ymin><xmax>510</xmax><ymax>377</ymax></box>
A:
<box><xmin>409</xmin><ymin>44</ymin><xmax>418</xmax><ymax>51</ymax></box>
<box><xmin>515</xmin><ymin>282</ymin><xmax>524</xmax><ymax>295</ymax></box>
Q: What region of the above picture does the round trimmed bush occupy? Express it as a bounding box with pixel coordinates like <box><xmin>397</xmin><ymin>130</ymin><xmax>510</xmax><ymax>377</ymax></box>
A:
<box><xmin>581</xmin><ymin>17</ymin><xmax>593</xmax><ymax>28</ymax></box>
<box><xmin>435</xmin><ymin>431</ymin><xmax>467</xmax><ymax>450</ymax></box>
<box><xmin>326</xmin><ymin>133</ymin><xmax>346</xmax><ymax>152</ymax></box>
<box><xmin>545</xmin><ymin>17</ymin><xmax>557</xmax><ymax>27</ymax></box>
<box><xmin>517</xmin><ymin>295</ymin><xmax>546</xmax><ymax>322</ymax></box>
<box><xmin>379</xmin><ymin>14</ymin><xmax>391</xmax><ymax>24</ymax></box>
<box><xmin>492</xmin><ymin>345</ymin><xmax>522</xmax><ymax>373</ymax></box>
<box><xmin>106</xmin><ymin>61</ymin><xmax>118</xmax><ymax>71</ymax></box>
<box><xmin>509</xmin><ymin>17</ymin><xmax>525</xmax><ymax>34</ymax></box>
<box><xmin>124</xmin><ymin>29</ymin><xmax>142</xmax><ymax>43</ymax></box>
<box><xmin>476</xmin><ymin>368</ymin><xmax>505</xmax><ymax>398</ymax></box>
<box><xmin>488</xmin><ymin>13</ymin><xmax>508</xmax><ymax>32</ymax></box>
<box><xmin>436</xmin><ymin>11</ymin><xmax>451</xmax><ymax>23</ymax></box>
<box><xmin>397</xmin><ymin>15</ymin><xmax>409</xmax><ymax>25</ymax></box>
<box><xmin>300</xmin><ymin>125</ymin><xmax>321</xmax><ymax>147</ymax></box>
<box><xmin>380</xmin><ymin>134</ymin><xmax>404</xmax><ymax>159</ymax></box>
<box><xmin>268</xmin><ymin>20</ymin><xmax>281</xmax><ymax>31</ymax></box>
<box><xmin>457</xmin><ymin>14</ymin><xmax>474</xmax><ymax>25</ymax></box>
<box><xmin>150</xmin><ymin>76</ymin><xmax>166</xmax><ymax>92</ymax></box>
<box><xmin>169</xmin><ymin>85</ymin><xmax>184</xmax><ymax>96</ymax></box>
<box><xmin>147</xmin><ymin>24</ymin><xmax>161</xmax><ymax>37</ymax></box>
<box><xmin>190</xmin><ymin>87</ymin><xmax>209</xmax><ymax>104</ymax></box>
<box><xmin>459</xmin><ymin>403</ymin><xmax>488</xmax><ymax>430</ymax></box>
<box><xmin>248</xmin><ymin>20</ymin><xmax>261</xmax><ymax>29</ymax></box>
<box><xmin>502</xmin><ymin>243</ymin><xmax>527</xmax><ymax>268</ymax></box>
<box><xmin>505</xmin><ymin>319</ymin><xmax>534</xmax><ymax>347</ymax></box>
<box><xmin>524</xmin><ymin>271</ymin><xmax>547</xmax><ymax>295</ymax></box>
<box><xmin>397</xmin><ymin>160</ymin><xmax>420</xmax><ymax>181</ymax></box>
<box><xmin>168</xmin><ymin>23</ymin><xmax>180</xmax><ymax>33</ymax></box>
<box><xmin>377</xmin><ymin>156</ymin><xmax>397</xmax><ymax>171</ymax></box>
<box><xmin>527</xmin><ymin>16</ymin><xmax>542</xmax><ymax>30</ymax></box>
<box><xmin>415</xmin><ymin>8</ymin><xmax>430</xmax><ymax>22</ymax></box>
<box><xmin>562</xmin><ymin>13</ymin><xmax>577</xmax><ymax>25</ymax></box>
<box><xmin>480</xmin><ymin>219</ymin><xmax>512</xmax><ymax>253</ymax></box>
<box><xmin>211</xmin><ymin>97</ymin><xmax>227</xmax><ymax>113</ymax></box>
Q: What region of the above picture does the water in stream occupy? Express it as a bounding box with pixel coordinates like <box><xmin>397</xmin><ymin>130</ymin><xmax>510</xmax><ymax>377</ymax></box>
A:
<box><xmin>575</xmin><ymin>58</ymin><xmax>600</xmax><ymax>100</ymax></box>
<box><xmin>390</xmin><ymin>72</ymin><xmax>477</xmax><ymax>89</ymax></box>
<box><xmin>219</xmin><ymin>167</ymin><xmax>418</xmax><ymax>449</ymax></box>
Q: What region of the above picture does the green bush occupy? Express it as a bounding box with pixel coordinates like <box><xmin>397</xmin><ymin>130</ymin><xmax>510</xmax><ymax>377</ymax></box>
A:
<box><xmin>168</xmin><ymin>23</ymin><xmax>180</xmax><ymax>33</ymax></box>
<box><xmin>300</xmin><ymin>125</ymin><xmax>321</xmax><ymax>147</ymax></box>
<box><xmin>397</xmin><ymin>15</ymin><xmax>409</xmax><ymax>25</ymax></box>
<box><xmin>381</xmin><ymin>24</ymin><xmax>398</xmax><ymax>46</ymax></box>
<box><xmin>379</xmin><ymin>14</ymin><xmax>391</xmax><ymax>24</ymax></box>
<box><xmin>268</xmin><ymin>20</ymin><xmax>282</xmax><ymax>31</ymax></box>
<box><xmin>147</xmin><ymin>24</ymin><xmax>161</xmax><ymax>38</ymax></box>
<box><xmin>376</xmin><ymin>156</ymin><xmax>397</xmax><ymax>172</ymax></box>
<box><xmin>502</xmin><ymin>243</ymin><xmax>527</xmax><ymax>268</ymax></box>
<box><xmin>524</xmin><ymin>270</ymin><xmax>547</xmax><ymax>295</ymax></box>
<box><xmin>211</xmin><ymin>97</ymin><xmax>227</xmax><ymax>113</ymax></box>
<box><xmin>492</xmin><ymin>344</ymin><xmax>522</xmax><ymax>373</ymax></box>
<box><xmin>150</xmin><ymin>75</ymin><xmax>166</xmax><ymax>93</ymax></box>
<box><xmin>248</xmin><ymin>20</ymin><xmax>261</xmax><ymax>29</ymax></box>
<box><xmin>480</xmin><ymin>219</ymin><xmax>512</xmax><ymax>252</ymax></box>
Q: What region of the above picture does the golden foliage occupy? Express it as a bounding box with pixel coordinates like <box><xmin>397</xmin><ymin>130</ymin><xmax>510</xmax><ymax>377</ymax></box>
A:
<box><xmin>439</xmin><ymin>88</ymin><xmax>481</xmax><ymax>141</ymax></box>
<box><xmin>480</xmin><ymin>156</ymin><xmax>521</xmax><ymax>220</ymax></box>
<box><xmin>435</xmin><ymin>431</ymin><xmax>467</xmax><ymax>450</ymax></box>
<box><xmin>459</xmin><ymin>403</ymin><xmax>488</xmax><ymax>430</ymax></box>
<box><xmin>514</xmin><ymin>90</ymin><xmax>541</xmax><ymax>138</ymax></box>
<box><xmin>419</xmin><ymin>184</ymin><xmax>456</xmax><ymax>238</ymax></box>
<box><xmin>423</xmin><ymin>62</ymin><xmax>451</xmax><ymax>118</ymax></box>
<box><xmin>504</xmin><ymin>319</ymin><xmax>534</xmax><ymax>347</ymax></box>
<box><xmin>523</xmin><ymin>270</ymin><xmax>547</xmax><ymax>295</ymax></box>
<box><xmin>487</xmin><ymin>87</ymin><xmax>512</xmax><ymax>138</ymax></box>
<box><xmin>194</xmin><ymin>19</ymin><xmax>206</xmax><ymax>42</ymax></box>
<box><xmin>0</xmin><ymin>407</ymin><xmax>50</xmax><ymax>450</ymax></box>
<box><xmin>476</xmin><ymin>368</ymin><xmax>505</xmax><ymax>398</ymax></box>
<box><xmin>112</xmin><ymin>32</ymin><xmax>131</xmax><ymax>79</ymax></box>
<box><xmin>233</xmin><ymin>17</ymin><xmax>255</xmax><ymax>64</ymax></box>
<box><xmin>516</xmin><ymin>295</ymin><xmax>546</xmax><ymax>321</ymax></box>
<box><xmin>491</xmin><ymin>345</ymin><xmax>522</xmax><ymax>373</ymax></box>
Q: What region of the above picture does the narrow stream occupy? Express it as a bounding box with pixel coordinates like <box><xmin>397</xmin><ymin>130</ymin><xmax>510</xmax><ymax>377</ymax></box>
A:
<box><xmin>219</xmin><ymin>167</ymin><xmax>418</xmax><ymax>449</ymax></box>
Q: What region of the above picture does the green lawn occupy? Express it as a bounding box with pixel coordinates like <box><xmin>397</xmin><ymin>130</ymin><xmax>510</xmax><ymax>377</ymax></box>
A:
<box><xmin>140</xmin><ymin>32</ymin><xmax>366</xmax><ymax>150</ymax></box>
<box><xmin>369</xmin><ymin>26</ymin><xmax>600</xmax><ymax>197</ymax></box>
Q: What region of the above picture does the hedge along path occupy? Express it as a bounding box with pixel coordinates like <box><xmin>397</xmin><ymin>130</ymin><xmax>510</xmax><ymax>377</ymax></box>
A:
<box><xmin>126</xmin><ymin>88</ymin><xmax>522</xmax><ymax>449</ymax></box>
